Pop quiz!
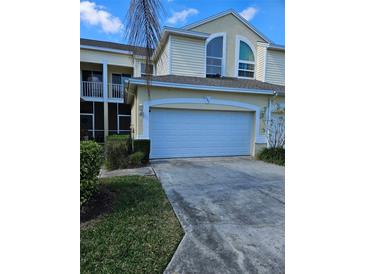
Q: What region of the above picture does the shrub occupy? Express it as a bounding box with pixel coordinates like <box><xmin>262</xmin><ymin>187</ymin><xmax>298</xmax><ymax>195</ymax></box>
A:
<box><xmin>258</xmin><ymin>147</ymin><xmax>285</xmax><ymax>166</ymax></box>
<box><xmin>105</xmin><ymin>135</ymin><xmax>134</xmax><ymax>170</ymax></box>
<box><xmin>80</xmin><ymin>141</ymin><xmax>103</xmax><ymax>207</ymax></box>
<box><xmin>133</xmin><ymin>139</ymin><xmax>150</xmax><ymax>163</ymax></box>
<box><xmin>128</xmin><ymin>151</ymin><xmax>145</xmax><ymax>167</ymax></box>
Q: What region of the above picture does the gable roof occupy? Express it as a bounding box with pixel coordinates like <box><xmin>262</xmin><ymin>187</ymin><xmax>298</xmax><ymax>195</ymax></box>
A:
<box><xmin>80</xmin><ymin>38</ymin><xmax>149</xmax><ymax>56</ymax></box>
<box><xmin>127</xmin><ymin>75</ymin><xmax>285</xmax><ymax>96</ymax></box>
<box><xmin>183</xmin><ymin>9</ymin><xmax>273</xmax><ymax>44</ymax></box>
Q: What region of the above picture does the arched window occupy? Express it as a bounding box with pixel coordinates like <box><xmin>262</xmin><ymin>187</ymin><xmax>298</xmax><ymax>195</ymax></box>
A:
<box><xmin>206</xmin><ymin>36</ymin><xmax>223</xmax><ymax>77</ymax></box>
<box><xmin>238</xmin><ymin>40</ymin><xmax>255</xmax><ymax>78</ymax></box>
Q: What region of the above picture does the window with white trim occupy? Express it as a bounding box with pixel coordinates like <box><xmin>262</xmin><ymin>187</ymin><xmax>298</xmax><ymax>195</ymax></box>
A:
<box><xmin>238</xmin><ymin>41</ymin><xmax>255</xmax><ymax>79</ymax></box>
<box><xmin>141</xmin><ymin>63</ymin><xmax>154</xmax><ymax>76</ymax></box>
<box><xmin>206</xmin><ymin>36</ymin><xmax>223</xmax><ymax>77</ymax></box>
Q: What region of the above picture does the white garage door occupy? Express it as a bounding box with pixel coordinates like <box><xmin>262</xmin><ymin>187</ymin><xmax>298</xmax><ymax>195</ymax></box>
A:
<box><xmin>149</xmin><ymin>108</ymin><xmax>253</xmax><ymax>159</ymax></box>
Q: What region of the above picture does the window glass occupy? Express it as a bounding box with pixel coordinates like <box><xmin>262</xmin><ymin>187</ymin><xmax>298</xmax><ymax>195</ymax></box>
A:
<box><xmin>80</xmin><ymin>115</ymin><xmax>92</xmax><ymax>130</ymax></box>
<box><xmin>118</xmin><ymin>116</ymin><xmax>131</xmax><ymax>131</ymax></box>
<box><xmin>112</xmin><ymin>74</ymin><xmax>122</xmax><ymax>84</ymax></box>
<box><xmin>207</xmin><ymin>57</ymin><xmax>222</xmax><ymax>66</ymax></box>
<box><xmin>206</xmin><ymin>36</ymin><xmax>223</xmax><ymax>77</ymax></box>
<box><xmin>207</xmin><ymin>37</ymin><xmax>223</xmax><ymax>58</ymax></box>
<box><xmin>141</xmin><ymin>63</ymin><xmax>153</xmax><ymax>75</ymax></box>
<box><xmin>238</xmin><ymin>70</ymin><xmax>254</xmax><ymax>78</ymax></box>
<box><xmin>206</xmin><ymin>66</ymin><xmax>222</xmax><ymax>75</ymax></box>
<box><xmin>239</xmin><ymin>41</ymin><xmax>254</xmax><ymax>61</ymax></box>
<box><xmin>238</xmin><ymin>63</ymin><xmax>255</xmax><ymax>70</ymax></box>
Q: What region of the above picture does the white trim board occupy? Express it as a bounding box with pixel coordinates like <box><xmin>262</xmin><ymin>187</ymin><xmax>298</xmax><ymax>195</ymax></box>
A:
<box><xmin>141</xmin><ymin>97</ymin><xmax>267</xmax><ymax>144</ymax></box>
<box><xmin>127</xmin><ymin>79</ymin><xmax>275</xmax><ymax>95</ymax></box>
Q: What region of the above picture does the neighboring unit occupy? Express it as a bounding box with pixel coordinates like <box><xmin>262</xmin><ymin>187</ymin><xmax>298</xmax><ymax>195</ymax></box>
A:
<box><xmin>80</xmin><ymin>9</ymin><xmax>285</xmax><ymax>158</ymax></box>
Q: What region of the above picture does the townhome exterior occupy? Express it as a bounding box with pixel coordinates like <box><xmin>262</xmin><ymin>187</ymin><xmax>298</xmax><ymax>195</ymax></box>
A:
<box><xmin>80</xmin><ymin>9</ymin><xmax>285</xmax><ymax>158</ymax></box>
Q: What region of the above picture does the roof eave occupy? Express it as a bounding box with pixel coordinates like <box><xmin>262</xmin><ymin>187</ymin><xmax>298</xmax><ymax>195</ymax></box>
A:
<box><xmin>126</xmin><ymin>78</ymin><xmax>276</xmax><ymax>96</ymax></box>
<box><xmin>80</xmin><ymin>45</ymin><xmax>134</xmax><ymax>55</ymax></box>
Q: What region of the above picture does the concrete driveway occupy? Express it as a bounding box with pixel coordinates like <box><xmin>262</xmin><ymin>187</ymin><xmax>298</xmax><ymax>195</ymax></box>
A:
<box><xmin>151</xmin><ymin>157</ymin><xmax>284</xmax><ymax>274</ymax></box>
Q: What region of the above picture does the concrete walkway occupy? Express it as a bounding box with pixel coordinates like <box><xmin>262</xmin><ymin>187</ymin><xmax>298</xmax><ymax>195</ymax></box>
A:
<box><xmin>152</xmin><ymin>157</ymin><xmax>284</xmax><ymax>274</ymax></box>
<box><xmin>100</xmin><ymin>166</ymin><xmax>155</xmax><ymax>178</ymax></box>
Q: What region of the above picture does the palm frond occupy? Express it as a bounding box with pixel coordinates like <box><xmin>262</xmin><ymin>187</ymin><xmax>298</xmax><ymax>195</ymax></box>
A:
<box><xmin>125</xmin><ymin>0</ymin><xmax>165</xmax><ymax>97</ymax></box>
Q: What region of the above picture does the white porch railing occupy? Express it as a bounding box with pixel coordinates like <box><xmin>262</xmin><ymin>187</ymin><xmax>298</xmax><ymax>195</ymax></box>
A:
<box><xmin>80</xmin><ymin>81</ymin><xmax>103</xmax><ymax>98</ymax></box>
<box><xmin>80</xmin><ymin>81</ymin><xmax>125</xmax><ymax>101</ymax></box>
<box><xmin>108</xmin><ymin>83</ymin><xmax>124</xmax><ymax>99</ymax></box>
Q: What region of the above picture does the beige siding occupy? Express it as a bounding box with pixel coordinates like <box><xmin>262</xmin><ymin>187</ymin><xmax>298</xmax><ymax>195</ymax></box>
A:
<box><xmin>170</xmin><ymin>35</ymin><xmax>205</xmax><ymax>77</ymax></box>
<box><xmin>189</xmin><ymin>14</ymin><xmax>266</xmax><ymax>78</ymax></box>
<box><xmin>156</xmin><ymin>39</ymin><xmax>170</xmax><ymax>75</ymax></box>
<box><xmin>266</xmin><ymin>49</ymin><xmax>285</xmax><ymax>85</ymax></box>
<box><xmin>256</xmin><ymin>44</ymin><xmax>267</xmax><ymax>82</ymax></box>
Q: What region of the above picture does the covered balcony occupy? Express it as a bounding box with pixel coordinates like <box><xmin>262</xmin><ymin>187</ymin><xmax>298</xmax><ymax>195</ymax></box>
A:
<box><xmin>80</xmin><ymin>62</ymin><xmax>133</xmax><ymax>103</ymax></box>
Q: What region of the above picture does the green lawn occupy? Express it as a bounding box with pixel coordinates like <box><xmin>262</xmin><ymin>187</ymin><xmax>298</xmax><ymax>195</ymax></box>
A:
<box><xmin>80</xmin><ymin>176</ymin><xmax>184</xmax><ymax>274</ymax></box>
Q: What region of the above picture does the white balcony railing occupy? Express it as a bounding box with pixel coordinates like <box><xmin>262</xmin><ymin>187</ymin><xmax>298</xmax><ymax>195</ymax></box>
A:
<box><xmin>81</xmin><ymin>81</ymin><xmax>103</xmax><ymax>98</ymax></box>
<box><xmin>80</xmin><ymin>81</ymin><xmax>125</xmax><ymax>101</ymax></box>
<box><xmin>108</xmin><ymin>83</ymin><xmax>124</xmax><ymax>99</ymax></box>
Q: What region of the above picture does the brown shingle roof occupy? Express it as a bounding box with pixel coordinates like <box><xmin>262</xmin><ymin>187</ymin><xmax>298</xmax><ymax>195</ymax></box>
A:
<box><xmin>80</xmin><ymin>38</ymin><xmax>149</xmax><ymax>56</ymax></box>
<box><xmin>133</xmin><ymin>75</ymin><xmax>285</xmax><ymax>94</ymax></box>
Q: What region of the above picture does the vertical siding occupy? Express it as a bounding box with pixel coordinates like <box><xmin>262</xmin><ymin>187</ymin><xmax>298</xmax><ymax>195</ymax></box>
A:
<box><xmin>256</xmin><ymin>44</ymin><xmax>266</xmax><ymax>82</ymax></box>
<box><xmin>265</xmin><ymin>50</ymin><xmax>285</xmax><ymax>86</ymax></box>
<box><xmin>170</xmin><ymin>35</ymin><xmax>206</xmax><ymax>77</ymax></box>
<box><xmin>156</xmin><ymin>39</ymin><xmax>170</xmax><ymax>75</ymax></box>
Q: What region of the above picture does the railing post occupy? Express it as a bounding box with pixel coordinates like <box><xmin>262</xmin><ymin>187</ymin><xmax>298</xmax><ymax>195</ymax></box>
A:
<box><xmin>103</xmin><ymin>62</ymin><xmax>109</xmax><ymax>141</ymax></box>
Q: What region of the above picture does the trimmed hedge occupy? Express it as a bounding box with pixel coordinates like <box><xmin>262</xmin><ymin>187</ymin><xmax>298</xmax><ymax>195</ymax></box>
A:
<box><xmin>128</xmin><ymin>151</ymin><xmax>145</xmax><ymax>166</ymax></box>
<box><xmin>258</xmin><ymin>147</ymin><xmax>285</xmax><ymax>166</ymax></box>
<box><xmin>133</xmin><ymin>139</ymin><xmax>150</xmax><ymax>163</ymax></box>
<box><xmin>80</xmin><ymin>141</ymin><xmax>103</xmax><ymax>207</ymax></box>
<box><xmin>105</xmin><ymin>135</ymin><xmax>130</xmax><ymax>170</ymax></box>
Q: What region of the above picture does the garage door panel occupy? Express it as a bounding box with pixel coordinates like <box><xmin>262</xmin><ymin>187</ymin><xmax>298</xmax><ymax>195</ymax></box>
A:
<box><xmin>150</xmin><ymin>108</ymin><xmax>253</xmax><ymax>158</ymax></box>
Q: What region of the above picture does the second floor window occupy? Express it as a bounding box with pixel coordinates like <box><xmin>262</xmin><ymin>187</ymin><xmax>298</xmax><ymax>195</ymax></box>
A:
<box><xmin>82</xmin><ymin>70</ymin><xmax>102</xmax><ymax>82</ymax></box>
<box><xmin>206</xmin><ymin>36</ymin><xmax>223</xmax><ymax>78</ymax></box>
<box><xmin>141</xmin><ymin>63</ymin><xmax>154</xmax><ymax>76</ymax></box>
<box><xmin>238</xmin><ymin>41</ymin><xmax>255</xmax><ymax>79</ymax></box>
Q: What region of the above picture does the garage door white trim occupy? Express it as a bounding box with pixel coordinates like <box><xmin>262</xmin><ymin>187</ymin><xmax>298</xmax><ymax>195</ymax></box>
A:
<box><xmin>141</xmin><ymin>97</ymin><xmax>266</xmax><ymax>143</ymax></box>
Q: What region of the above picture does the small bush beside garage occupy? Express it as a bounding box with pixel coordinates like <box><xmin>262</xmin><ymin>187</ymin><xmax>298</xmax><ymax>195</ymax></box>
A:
<box><xmin>80</xmin><ymin>141</ymin><xmax>103</xmax><ymax>207</ymax></box>
<box><xmin>258</xmin><ymin>147</ymin><xmax>285</xmax><ymax>166</ymax></box>
<box><xmin>132</xmin><ymin>139</ymin><xmax>150</xmax><ymax>163</ymax></box>
<box><xmin>105</xmin><ymin>135</ymin><xmax>151</xmax><ymax>170</ymax></box>
<box><xmin>105</xmin><ymin>135</ymin><xmax>130</xmax><ymax>170</ymax></box>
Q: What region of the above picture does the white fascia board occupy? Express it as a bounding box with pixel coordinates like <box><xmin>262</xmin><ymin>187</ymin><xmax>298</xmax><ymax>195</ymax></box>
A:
<box><xmin>80</xmin><ymin>45</ymin><xmax>133</xmax><ymax>55</ymax></box>
<box><xmin>183</xmin><ymin>9</ymin><xmax>272</xmax><ymax>43</ymax></box>
<box><xmin>268</xmin><ymin>44</ymin><xmax>285</xmax><ymax>51</ymax></box>
<box><xmin>127</xmin><ymin>79</ymin><xmax>274</xmax><ymax>95</ymax></box>
<box><xmin>162</xmin><ymin>26</ymin><xmax>210</xmax><ymax>39</ymax></box>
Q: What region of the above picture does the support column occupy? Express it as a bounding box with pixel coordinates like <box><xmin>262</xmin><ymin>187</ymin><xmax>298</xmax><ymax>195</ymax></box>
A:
<box><xmin>103</xmin><ymin>62</ymin><xmax>108</xmax><ymax>141</ymax></box>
